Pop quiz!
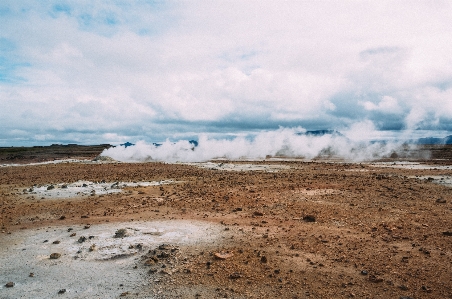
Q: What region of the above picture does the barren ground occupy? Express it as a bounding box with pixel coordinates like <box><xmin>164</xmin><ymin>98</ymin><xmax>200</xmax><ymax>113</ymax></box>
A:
<box><xmin>1</xmin><ymin>145</ymin><xmax>452</xmax><ymax>298</ymax></box>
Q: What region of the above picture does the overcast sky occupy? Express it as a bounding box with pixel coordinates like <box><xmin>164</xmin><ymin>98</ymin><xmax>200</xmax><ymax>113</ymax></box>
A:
<box><xmin>1</xmin><ymin>1</ymin><xmax>452</xmax><ymax>146</ymax></box>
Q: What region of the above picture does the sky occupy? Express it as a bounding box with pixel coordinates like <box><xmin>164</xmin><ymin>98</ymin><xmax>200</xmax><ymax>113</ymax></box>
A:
<box><xmin>1</xmin><ymin>1</ymin><xmax>452</xmax><ymax>146</ymax></box>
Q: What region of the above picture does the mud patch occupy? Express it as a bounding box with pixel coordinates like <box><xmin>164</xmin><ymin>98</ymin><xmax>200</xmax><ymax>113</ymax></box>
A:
<box><xmin>24</xmin><ymin>180</ymin><xmax>175</xmax><ymax>199</ymax></box>
<box><xmin>0</xmin><ymin>220</ymin><xmax>222</xmax><ymax>298</ymax></box>
<box><xmin>185</xmin><ymin>162</ymin><xmax>290</xmax><ymax>172</ymax></box>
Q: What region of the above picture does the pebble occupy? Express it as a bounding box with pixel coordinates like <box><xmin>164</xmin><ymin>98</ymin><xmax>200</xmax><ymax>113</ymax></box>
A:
<box><xmin>58</xmin><ymin>289</ymin><xmax>66</xmax><ymax>294</ymax></box>
<box><xmin>303</xmin><ymin>215</ymin><xmax>316</xmax><ymax>222</ymax></box>
<box><xmin>5</xmin><ymin>282</ymin><xmax>14</xmax><ymax>288</ymax></box>
<box><xmin>50</xmin><ymin>253</ymin><xmax>61</xmax><ymax>259</ymax></box>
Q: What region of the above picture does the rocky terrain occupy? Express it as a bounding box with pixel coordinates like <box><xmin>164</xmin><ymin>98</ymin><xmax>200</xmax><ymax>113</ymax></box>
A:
<box><xmin>1</xmin><ymin>145</ymin><xmax>452</xmax><ymax>298</ymax></box>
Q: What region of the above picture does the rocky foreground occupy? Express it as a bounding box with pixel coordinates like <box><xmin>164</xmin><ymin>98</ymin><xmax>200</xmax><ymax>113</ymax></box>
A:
<box><xmin>1</xmin><ymin>151</ymin><xmax>452</xmax><ymax>298</ymax></box>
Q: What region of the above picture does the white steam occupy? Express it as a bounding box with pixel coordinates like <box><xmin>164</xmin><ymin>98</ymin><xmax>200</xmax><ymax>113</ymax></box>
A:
<box><xmin>100</xmin><ymin>127</ymin><xmax>421</xmax><ymax>163</ymax></box>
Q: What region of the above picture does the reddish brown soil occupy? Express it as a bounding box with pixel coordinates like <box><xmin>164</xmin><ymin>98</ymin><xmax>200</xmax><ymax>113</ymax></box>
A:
<box><xmin>1</xmin><ymin>148</ymin><xmax>452</xmax><ymax>298</ymax></box>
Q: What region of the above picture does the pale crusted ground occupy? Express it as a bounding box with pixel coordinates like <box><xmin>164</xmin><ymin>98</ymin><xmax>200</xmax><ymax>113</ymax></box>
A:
<box><xmin>1</xmin><ymin>158</ymin><xmax>452</xmax><ymax>298</ymax></box>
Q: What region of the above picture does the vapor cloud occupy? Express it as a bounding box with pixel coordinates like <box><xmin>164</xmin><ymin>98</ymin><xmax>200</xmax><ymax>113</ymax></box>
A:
<box><xmin>101</xmin><ymin>127</ymin><xmax>418</xmax><ymax>163</ymax></box>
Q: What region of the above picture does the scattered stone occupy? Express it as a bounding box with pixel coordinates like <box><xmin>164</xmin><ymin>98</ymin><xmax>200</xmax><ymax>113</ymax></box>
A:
<box><xmin>58</xmin><ymin>289</ymin><xmax>66</xmax><ymax>294</ymax></box>
<box><xmin>89</xmin><ymin>244</ymin><xmax>96</xmax><ymax>251</ymax></box>
<box><xmin>229</xmin><ymin>272</ymin><xmax>242</xmax><ymax>279</ymax></box>
<box><xmin>81</xmin><ymin>215</ymin><xmax>90</xmax><ymax>219</ymax></box>
<box><xmin>253</xmin><ymin>211</ymin><xmax>264</xmax><ymax>216</ymax></box>
<box><xmin>436</xmin><ymin>198</ymin><xmax>446</xmax><ymax>203</ymax></box>
<box><xmin>214</xmin><ymin>251</ymin><xmax>234</xmax><ymax>260</ymax></box>
<box><xmin>29</xmin><ymin>272</ymin><xmax>34</xmax><ymax>277</ymax></box>
<box><xmin>47</xmin><ymin>185</ymin><xmax>55</xmax><ymax>190</ymax></box>
<box><xmin>442</xmin><ymin>231</ymin><xmax>452</xmax><ymax>236</ymax></box>
<box><xmin>52</xmin><ymin>240</ymin><xmax>61</xmax><ymax>244</ymax></box>
<box><xmin>5</xmin><ymin>282</ymin><xmax>14</xmax><ymax>288</ymax></box>
<box><xmin>398</xmin><ymin>285</ymin><xmax>409</xmax><ymax>291</ymax></box>
<box><xmin>59</xmin><ymin>215</ymin><xmax>66</xmax><ymax>220</ymax></box>
<box><xmin>260</xmin><ymin>256</ymin><xmax>268</xmax><ymax>263</ymax></box>
<box><xmin>303</xmin><ymin>215</ymin><xmax>316</xmax><ymax>222</ymax></box>
<box><xmin>114</xmin><ymin>228</ymin><xmax>128</xmax><ymax>238</ymax></box>
<box><xmin>70</xmin><ymin>233</ymin><xmax>76</xmax><ymax>237</ymax></box>
<box><xmin>84</xmin><ymin>224</ymin><xmax>91</xmax><ymax>229</ymax></box>
<box><xmin>368</xmin><ymin>275</ymin><xmax>383</xmax><ymax>283</ymax></box>
<box><xmin>50</xmin><ymin>253</ymin><xmax>61</xmax><ymax>259</ymax></box>
<box><xmin>120</xmin><ymin>291</ymin><xmax>129</xmax><ymax>296</ymax></box>
<box><xmin>78</xmin><ymin>236</ymin><xmax>87</xmax><ymax>243</ymax></box>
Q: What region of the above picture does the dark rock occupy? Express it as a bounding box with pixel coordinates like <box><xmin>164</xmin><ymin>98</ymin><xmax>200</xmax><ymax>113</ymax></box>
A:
<box><xmin>436</xmin><ymin>198</ymin><xmax>446</xmax><ymax>203</ymax></box>
<box><xmin>59</xmin><ymin>215</ymin><xmax>66</xmax><ymax>220</ymax></box>
<box><xmin>58</xmin><ymin>289</ymin><xmax>66</xmax><ymax>294</ymax></box>
<box><xmin>5</xmin><ymin>282</ymin><xmax>14</xmax><ymax>287</ymax></box>
<box><xmin>442</xmin><ymin>231</ymin><xmax>452</xmax><ymax>236</ymax></box>
<box><xmin>78</xmin><ymin>236</ymin><xmax>87</xmax><ymax>243</ymax></box>
<box><xmin>260</xmin><ymin>256</ymin><xmax>268</xmax><ymax>263</ymax></box>
<box><xmin>229</xmin><ymin>272</ymin><xmax>242</xmax><ymax>279</ymax></box>
<box><xmin>360</xmin><ymin>270</ymin><xmax>368</xmax><ymax>275</ymax></box>
<box><xmin>114</xmin><ymin>228</ymin><xmax>128</xmax><ymax>238</ymax></box>
<box><xmin>47</xmin><ymin>185</ymin><xmax>55</xmax><ymax>190</ymax></box>
<box><xmin>52</xmin><ymin>240</ymin><xmax>60</xmax><ymax>244</ymax></box>
<box><xmin>303</xmin><ymin>215</ymin><xmax>316</xmax><ymax>222</ymax></box>
<box><xmin>253</xmin><ymin>211</ymin><xmax>264</xmax><ymax>216</ymax></box>
<box><xmin>50</xmin><ymin>253</ymin><xmax>61</xmax><ymax>259</ymax></box>
<box><xmin>368</xmin><ymin>275</ymin><xmax>383</xmax><ymax>283</ymax></box>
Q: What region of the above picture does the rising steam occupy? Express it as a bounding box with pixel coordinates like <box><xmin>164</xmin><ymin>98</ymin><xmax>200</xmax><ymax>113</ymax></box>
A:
<box><xmin>100</xmin><ymin>126</ymin><xmax>424</xmax><ymax>163</ymax></box>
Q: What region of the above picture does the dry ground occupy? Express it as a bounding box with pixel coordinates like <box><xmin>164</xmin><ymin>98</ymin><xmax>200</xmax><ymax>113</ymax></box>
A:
<box><xmin>1</xmin><ymin>148</ymin><xmax>452</xmax><ymax>298</ymax></box>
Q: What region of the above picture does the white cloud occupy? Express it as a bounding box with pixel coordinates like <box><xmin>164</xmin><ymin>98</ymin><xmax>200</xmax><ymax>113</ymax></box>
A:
<box><xmin>360</xmin><ymin>96</ymin><xmax>402</xmax><ymax>114</ymax></box>
<box><xmin>1</xmin><ymin>1</ymin><xmax>452</xmax><ymax>145</ymax></box>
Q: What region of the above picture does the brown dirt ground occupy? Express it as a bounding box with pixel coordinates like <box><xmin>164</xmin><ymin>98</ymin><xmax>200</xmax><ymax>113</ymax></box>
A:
<box><xmin>1</xmin><ymin>146</ymin><xmax>452</xmax><ymax>298</ymax></box>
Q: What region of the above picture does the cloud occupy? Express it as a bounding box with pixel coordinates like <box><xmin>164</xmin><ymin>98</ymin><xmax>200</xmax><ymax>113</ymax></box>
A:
<box><xmin>1</xmin><ymin>1</ymin><xmax>452</xmax><ymax>146</ymax></box>
<box><xmin>360</xmin><ymin>96</ymin><xmax>403</xmax><ymax>114</ymax></box>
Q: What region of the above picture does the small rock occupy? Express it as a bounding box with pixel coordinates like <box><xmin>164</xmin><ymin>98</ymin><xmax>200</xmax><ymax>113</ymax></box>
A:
<box><xmin>442</xmin><ymin>231</ymin><xmax>452</xmax><ymax>236</ymax></box>
<box><xmin>229</xmin><ymin>272</ymin><xmax>241</xmax><ymax>279</ymax></box>
<box><xmin>47</xmin><ymin>185</ymin><xmax>55</xmax><ymax>190</ymax></box>
<box><xmin>59</xmin><ymin>215</ymin><xmax>66</xmax><ymax>220</ymax></box>
<box><xmin>78</xmin><ymin>236</ymin><xmax>87</xmax><ymax>243</ymax></box>
<box><xmin>5</xmin><ymin>282</ymin><xmax>14</xmax><ymax>288</ymax></box>
<box><xmin>53</xmin><ymin>240</ymin><xmax>61</xmax><ymax>244</ymax></box>
<box><xmin>360</xmin><ymin>270</ymin><xmax>368</xmax><ymax>275</ymax></box>
<box><xmin>29</xmin><ymin>272</ymin><xmax>34</xmax><ymax>277</ymax></box>
<box><xmin>260</xmin><ymin>256</ymin><xmax>268</xmax><ymax>263</ymax></box>
<box><xmin>368</xmin><ymin>275</ymin><xmax>383</xmax><ymax>283</ymax></box>
<box><xmin>303</xmin><ymin>215</ymin><xmax>316</xmax><ymax>222</ymax></box>
<box><xmin>70</xmin><ymin>233</ymin><xmax>76</xmax><ymax>237</ymax></box>
<box><xmin>50</xmin><ymin>253</ymin><xmax>61</xmax><ymax>259</ymax></box>
<box><xmin>89</xmin><ymin>244</ymin><xmax>96</xmax><ymax>251</ymax></box>
<box><xmin>214</xmin><ymin>251</ymin><xmax>234</xmax><ymax>260</ymax></box>
<box><xmin>114</xmin><ymin>228</ymin><xmax>128</xmax><ymax>238</ymax></box>
<box><xmin>58</xmin><ymin>289</ymin><xmax>66</xmax><ymax>294</ymax></box>
<box><xmin>436</xmin><ymin>198</ymin><xmax>446</xmax><ymax>203</ymax></box>
<box><xmin>253</xmin><ymin>211</ymin><xmax>264</xmax><ymax>216</ymax></box>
